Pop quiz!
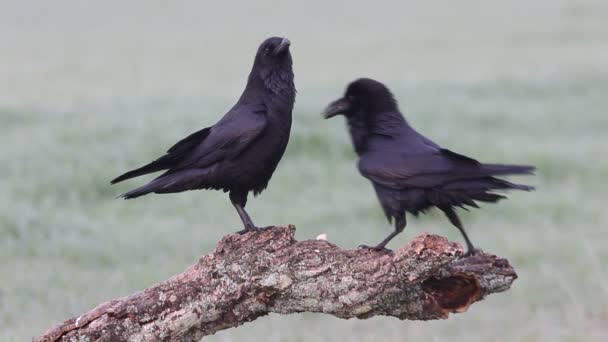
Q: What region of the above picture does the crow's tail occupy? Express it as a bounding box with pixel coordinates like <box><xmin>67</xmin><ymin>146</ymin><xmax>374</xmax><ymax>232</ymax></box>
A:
<box><xmin>479</xmin><ymin>163</ymin><xmax>536</xmax><ymax>177</ymax></box>
<box><xmin>111</xmin><ymin>159</ymin><xmax>173</xmax><ymax>184</ymax></box>
<box><xmin>118</xmin><ymin>169</ymin><xmax>210</xmax><ymax>199</ymax></box>
<box><xmin>118</xmin><ymin>176</ymin><xmax>175</xmax><ymax>199</ymax></box>
<box><xmin>434</xmin><ymin>176</ymin><xmax>534</xmax><ymax>210</ymax></box>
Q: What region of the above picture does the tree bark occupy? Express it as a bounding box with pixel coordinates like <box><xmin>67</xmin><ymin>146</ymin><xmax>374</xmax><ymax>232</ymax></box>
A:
<box><xmin>35</xmin><ymin>225</ymin><xmax>517</xmax><ymax>342</ymax></box>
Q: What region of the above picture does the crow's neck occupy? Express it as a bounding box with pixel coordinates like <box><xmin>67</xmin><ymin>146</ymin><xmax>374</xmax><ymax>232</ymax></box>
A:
<box><xmin>241</xmin><ymin>67</ymin><xmax>295</xmax><ymax>115</ymax></box>
<box><xmin>371</xmin><ymin>110</ymin><xmax>407</xmax><ymax>136</ymax></box>
<box><xmin>346</xmin><ymin>110</ymin><xmax>407</xmax><ymax>155</ymax></box>
<box><xmin>346</xmin><ymin>114</ymin><xmax>371</xmax><ymax>155</ymax></box>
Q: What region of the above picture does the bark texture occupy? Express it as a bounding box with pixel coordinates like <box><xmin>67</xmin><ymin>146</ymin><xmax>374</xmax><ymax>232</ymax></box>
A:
<box><xmin>36</xmin><ymin>225</ymin><xmax>517</xmax><ymax>342</ymax></box>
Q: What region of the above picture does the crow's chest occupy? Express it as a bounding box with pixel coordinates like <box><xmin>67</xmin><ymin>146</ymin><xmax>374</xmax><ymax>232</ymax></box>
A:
<box><xmin>238</xmin><ymin>116</ymin><xmax>291</xmax><ymax>170</ymax></box>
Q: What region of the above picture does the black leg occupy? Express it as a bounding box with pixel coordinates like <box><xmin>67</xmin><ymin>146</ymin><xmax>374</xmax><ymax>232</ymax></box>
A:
<box><xmin>229</xmin><ymin>190</ymin><xmax>258</xmax><ymax>233</ymax></box>
<box><xmin>360</xmin><ymin>214</ymin><xmax>406</xmax><ymax>253</ymax></box>
<box><xmin>440</xmin><ymin>206</ymin><xmax>477</xmax><ymax>256</ymax></box>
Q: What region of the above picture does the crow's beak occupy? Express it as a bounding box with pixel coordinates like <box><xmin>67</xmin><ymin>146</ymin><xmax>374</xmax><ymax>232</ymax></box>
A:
<box><xmin>274</xmin><ymin>37</ymin><xmax>291</xmax><ymax>55</ymax></box>
<box><xmin>323</xmin><ymin>98</ymin><xmax>351</xmax><ymax>119</ymax></box>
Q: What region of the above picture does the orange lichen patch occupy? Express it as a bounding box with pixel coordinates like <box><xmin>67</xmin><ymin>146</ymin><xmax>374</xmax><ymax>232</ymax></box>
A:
<box><xmin>422</xmin><ymin>274</ymin><xmax>481</xmax><ymax>314</ymax></box>
<box><xmin>402</xmin><ymin>233</ymin><xmax>462</xmax><ymax>256</ymax></box>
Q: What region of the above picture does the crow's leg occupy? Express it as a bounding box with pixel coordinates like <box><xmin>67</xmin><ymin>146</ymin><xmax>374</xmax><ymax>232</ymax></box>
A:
<box><xmin>359</xmin><ymin>214</ymin><xmax>406</xmax><ymax>253</ymax></box>
<box><xmin>440</xmin><ymin>206</ymin><xmax>478</xmax><ymax>256</ymax></box>
<box><xmin>229</xmin><ymin>190</ymin><xmax>259</xmax><ymax>233</ymax></box>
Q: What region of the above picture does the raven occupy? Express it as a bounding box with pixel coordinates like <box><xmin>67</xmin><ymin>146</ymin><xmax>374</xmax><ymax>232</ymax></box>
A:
<box><xmin>324</xmin><ymin>78</ymin><xmax>534</xmax><ymax>255</ymax></box>
<box><xmin>112</xmin><ymin>37</ymin><xmax>295</xmax><ymax>233</ymax></box>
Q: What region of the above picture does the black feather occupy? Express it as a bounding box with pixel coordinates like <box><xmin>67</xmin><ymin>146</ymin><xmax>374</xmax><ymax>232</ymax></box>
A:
<box><xmin>111</xmin><ymin>37</ymin><xmax>296</xmax><ymax>231</ymax></box>
<box><xmin>326</xmin><ymin>78</ymin><xmax>535</xmax><ymax>252</ymax></box>
<box><xmin>110</xmin><ymin>127</ymin><xmax>211</xmax><ymax>184</ymax></box>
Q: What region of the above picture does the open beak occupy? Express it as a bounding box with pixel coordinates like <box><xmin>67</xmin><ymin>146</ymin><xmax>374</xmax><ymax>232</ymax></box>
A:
<box><xmin>274</xmin><ymin>37</ymin><xmax>291</xmax><ymax>55</ymax></box>
<box><xmin>323</xmin><ymin>98</ymin><xmax>351</xmax><ymax>119</ymax></box>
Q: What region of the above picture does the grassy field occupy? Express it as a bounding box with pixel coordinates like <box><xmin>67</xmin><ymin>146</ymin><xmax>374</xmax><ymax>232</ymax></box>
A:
<box><xmin>1</xmin><ymin>0</ymin><xmax>607</xmax><ymax>341</ymax></box>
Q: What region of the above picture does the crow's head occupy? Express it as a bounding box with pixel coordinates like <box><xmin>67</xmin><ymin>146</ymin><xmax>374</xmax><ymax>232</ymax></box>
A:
<box><xmin>252</xmin><ymin>36</ymin><xmax>292</xmax><ymax>76</ymax></box>
<box><xmin>246</xmin><ymin>36</ymin><xmax>295</xmax><ymax>100</ymax></box>
<box><xmin>323</xmin><ymin>78</ymin><xmax>398</xmax><ymax>119</ymax></box>
<box><xmin>257</xmin><ymin>36</ymin><xmax>291</xmax><ymax>58</ymax></box>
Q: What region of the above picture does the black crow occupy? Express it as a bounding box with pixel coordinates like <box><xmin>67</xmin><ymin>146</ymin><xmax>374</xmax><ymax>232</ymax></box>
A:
<box><xmin>111</xmin><ymin>36</ymin><xmax>295</xmax><ymax>233</ymax></box>
<box><xmin>324</xmin><ymin>78</ymin><xmax>534</xmax><ymax>255</ymax></box>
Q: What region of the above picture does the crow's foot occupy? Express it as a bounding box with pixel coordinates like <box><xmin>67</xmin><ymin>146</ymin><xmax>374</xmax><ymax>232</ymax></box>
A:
<box><xmin>358</xmin><ymin>244</ymin><xmax>393</xmax><ymax>254</ymax></box>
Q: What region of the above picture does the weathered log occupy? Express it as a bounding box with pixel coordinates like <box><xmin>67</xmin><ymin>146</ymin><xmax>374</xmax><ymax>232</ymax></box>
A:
<box><xmin>35</xmin><ymin>225</ymin><xmax>517</xmax><ymax>342</ymax></box>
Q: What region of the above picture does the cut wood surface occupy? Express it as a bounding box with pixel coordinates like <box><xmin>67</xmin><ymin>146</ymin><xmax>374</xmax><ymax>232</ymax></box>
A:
<box><xmin>36</xmin><ymin>225</ymin><xmax>517</xmax><ymax>342</ymax></box>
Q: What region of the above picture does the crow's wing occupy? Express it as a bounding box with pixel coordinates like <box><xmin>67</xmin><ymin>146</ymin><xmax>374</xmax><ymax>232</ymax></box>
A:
<box><xmin>170</xmin><ymin>103</ymin><xmax>268</xmax><ymax>170</ymax></box>
<box><xmin>359</xmin><ymin>148</ymin><xmax>532</xmax><ymax>189</ymax></box>
<box><xmin>166</xmin><ymin>127</ymin><xmax>213</xmax><ymax>154</ymax></box>
<box><xmin>111</xmin><ymin>127</ymin><xmax>212</xmax><ymax>184</ymax></box>
<box><xmin>112</xmin><ymin>103</ymin><xmax>267</xmax><ymax>184</ymax></box>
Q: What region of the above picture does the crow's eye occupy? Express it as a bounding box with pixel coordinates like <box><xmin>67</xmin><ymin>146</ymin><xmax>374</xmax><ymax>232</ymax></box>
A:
<box><xmin>264</xmin><ymin>46</ymin><xmax>272</xmax><ymax>53</ymax></box>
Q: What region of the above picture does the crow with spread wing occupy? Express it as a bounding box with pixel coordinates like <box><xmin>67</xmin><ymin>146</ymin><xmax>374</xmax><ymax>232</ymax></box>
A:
<box><xmin>324</xmin><ymin>78</ymin><xmax>534</xmax><ymax>255</ymax></box>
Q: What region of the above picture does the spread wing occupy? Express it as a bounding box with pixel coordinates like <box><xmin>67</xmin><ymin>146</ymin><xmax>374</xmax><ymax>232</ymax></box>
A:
<box><xmin>358</xmin><ymin>148</ymin><xmax>484</xmax><ymax>189</ymax></box>
<box><xmin>359</xmin><ymin>146</ymin><xmax>534</xmax><ymax>189</ymax></box>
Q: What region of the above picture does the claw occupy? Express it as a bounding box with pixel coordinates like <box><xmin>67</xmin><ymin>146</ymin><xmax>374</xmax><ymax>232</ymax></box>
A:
<box><xmin>358</xmin><ymin>244</ymin><xmax>393</xmax><ymax>254</ymax></box>
<box><xmin>460</xmin><ymin>247</ymin><xmax>483</xmax><ymax>258</ymax></box>
<box><xmin>235</xmin><ymin>225</ymin><xmax>261</xmax><ymax>235</ymax></box>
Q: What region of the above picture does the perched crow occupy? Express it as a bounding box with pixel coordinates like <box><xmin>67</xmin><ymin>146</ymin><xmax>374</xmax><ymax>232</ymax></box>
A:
<box><xmin>324</xmin><ymin>78</ymin><xmax>534</xmax><ymax>254</ymax></box>
<box><xmin>111</xmin><ymin>37</ymin><xmax>295</xmax><ymax>233</ymax></box>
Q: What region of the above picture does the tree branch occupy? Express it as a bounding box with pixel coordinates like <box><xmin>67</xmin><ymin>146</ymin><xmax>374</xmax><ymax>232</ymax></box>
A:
<box><xmin>35</xmin><ymin>225</ymin><xmax>517</xmax><ymax>342</ymax></box>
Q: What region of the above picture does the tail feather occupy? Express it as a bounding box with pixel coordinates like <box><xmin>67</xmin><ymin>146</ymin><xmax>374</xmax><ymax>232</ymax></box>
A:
<box><xmin>119</xmin><ymin>176</ymin><xmax>179</xmax><ymax>199</ymax></box>
<box><xmin>118</xmin><ymin>169</ymin><xmax>211</xmax><ymax>199</ymax></box>
<box><xmin>119</xmin><ymin>179</ymin><xmax>165</xmax><ymax>199</ymax></box>
<box><xmin>479</xmin><ymin>163</ymin><xmax>536</xmax><ymax>176</ymax></box>
<box><xmin>468</xmin><ymin>191</ymin><xmax>506</xmax><ymax>203</ymax></box>
<box><xmin>444</xmin><ymin>177</ymin><xmax>535</xmax><ymax>192</ymax></box>
<box><xmin>431</xmin><ymin>175</ymin><xmax>534</xmax><ymax>210</ymax></box>
<box><xmin>111</xmin><ymin>159</ymin><xmax>173</xmax><ymax>184</ymax></box>
<box><xmin>112</xmin><ymin>127</ymin><xmax>211</xmax><ymax>185</ymax></box>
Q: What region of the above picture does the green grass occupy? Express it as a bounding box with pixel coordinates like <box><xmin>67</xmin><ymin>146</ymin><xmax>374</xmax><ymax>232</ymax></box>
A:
<box><xmin>1</xmin><ymin>0</ymin><xmax>607</xmax><ymax>341</ymax></box>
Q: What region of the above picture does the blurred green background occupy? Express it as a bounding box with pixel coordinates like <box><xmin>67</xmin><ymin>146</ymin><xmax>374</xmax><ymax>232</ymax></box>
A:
<box><xmin>1</xmin><ymin>0</ymin><xmax>607</xmax><ymax>341</ymax></box>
